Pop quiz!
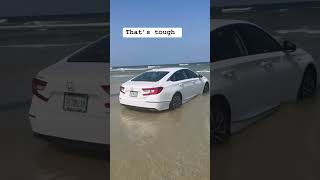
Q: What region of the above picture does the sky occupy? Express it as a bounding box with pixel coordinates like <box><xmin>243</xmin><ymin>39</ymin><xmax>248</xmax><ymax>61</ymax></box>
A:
<box><xmin>110</xmin><ymin>0</ymin><xmax>210</xmax><ymax>67</ymax></box>
<box><xmin>0</xmin><ymin>0</ymin><xmax>108</xmax><ymax>17</ymax></box>
<box><xmin>213</xmin><ymin>0</ymin><xmax>320</xmax><ymax>6</ymax></box>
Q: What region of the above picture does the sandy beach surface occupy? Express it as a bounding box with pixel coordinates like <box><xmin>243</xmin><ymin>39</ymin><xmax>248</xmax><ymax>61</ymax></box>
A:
<box><xmin>110</xmin><ymin>84</ymin><xmax>210</xmax><ymax>180</ymax></box>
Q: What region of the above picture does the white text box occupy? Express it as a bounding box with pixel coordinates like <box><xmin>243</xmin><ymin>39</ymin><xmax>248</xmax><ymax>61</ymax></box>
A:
<box><xmin>123</xmin><ymin>27</ymin><xmax>182</xmax><ymax>38</ymax></box>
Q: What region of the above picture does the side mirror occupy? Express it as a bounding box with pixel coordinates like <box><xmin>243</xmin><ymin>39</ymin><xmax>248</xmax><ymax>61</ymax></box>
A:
<box><xmin>197</xmin><ymin>74</ymin><xmax>203</xmax><ymax>78</ymax></box>
<box><xmin>283</xmin><ymin>40</ymin><xmax>296</xmax><ymax>53</ymax></box>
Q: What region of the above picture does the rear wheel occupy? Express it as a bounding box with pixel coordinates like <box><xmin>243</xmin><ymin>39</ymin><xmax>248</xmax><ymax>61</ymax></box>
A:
<box><xmin>211</xmin><ymin>98</ymin><xmax>230</xmax><ymax>144</ymax></box>
<box><xmin>298</xmin><ymin>66</ymin><xmax>317</xmax><ymax>100</ymax></box>
<box><xmin>169</xmin><ymin>93</ymin><xmax>182</xmax><ymax>110</ymax></box>
<box><xmin>203</xmin><ymin>82</ymin><xmax>209</xmax><ymax>94</ymax></box>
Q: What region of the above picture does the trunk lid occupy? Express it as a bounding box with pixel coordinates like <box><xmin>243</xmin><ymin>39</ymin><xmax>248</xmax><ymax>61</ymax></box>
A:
<box><xmin>121</xmin><ymin>80</ymin><xmax>161</xmax><ymax>98</ymax></box>
<box><xmin>36</xmin><ymin>61</ymin><xmax>109</xmax><ymax>115</ymax></box>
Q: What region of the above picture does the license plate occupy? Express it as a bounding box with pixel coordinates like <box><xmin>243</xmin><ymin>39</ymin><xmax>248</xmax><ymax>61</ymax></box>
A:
<box><xmin>63</xmin><ymin>93</ymin><xmax>88</xmax><ymax>113</ymax></box>
<box><xmin>129</xmin><ymin>91</ymin><xmax>138</xmax><ymax>97</ymax></box>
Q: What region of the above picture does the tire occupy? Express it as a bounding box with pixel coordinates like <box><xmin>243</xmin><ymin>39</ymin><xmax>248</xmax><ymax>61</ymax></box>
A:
<box><xmin>169</xmin><ymin>93</ymin><xmax>182</xmax><ymax>110</ymax></box>
<box><xmin>203</xmin><ymin>82</ymin><xmax>209</xmax><ymax>94</ymax></box>
<box><xmin>298</xmin><ymin>66</ymin><xmax>317</xmax><ymax>100</ymax></box>
<box><xmin>211</xmin><ymin>99</ymin><xmax>230</xmax><ymax>144</ymax></box>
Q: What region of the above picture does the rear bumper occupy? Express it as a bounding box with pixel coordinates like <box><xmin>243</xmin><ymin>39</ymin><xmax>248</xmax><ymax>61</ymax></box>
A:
<box><xmin>29</xmin><ymin>97</ymin><xmax>109</xmax><ymax>145</ymax></box>
<box><xmin>119</xmin><ymin>97</ymin><xmax>170</xmax><ymax>111</ymax></box>
<box><xmin>33</xmin><ymin>131</ymin><xmax>109</xmax><ymax>148</ymax></box>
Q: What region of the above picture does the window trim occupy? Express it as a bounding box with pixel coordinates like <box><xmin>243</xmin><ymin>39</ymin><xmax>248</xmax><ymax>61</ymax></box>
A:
<box><xmin>234</xmin><ymin>23</ymin><xmax>282</xmax><ymax>56</ymax></box>
<box><xmin>131</xmin><ymin>71</ymin><xmax>169</xmax><ymax>82</ymax></box>
<box><xmin>168</xmin><ymin>70</ymin><xmax>188</xmax><ymax>82</ymax></box>
<box><xmin>211</xmin><ymin>23</ymin><xmax>283</xmax><ymax>63</ymax></box>
<box><xmin>211</xmin><ymin>25</ymin><xmax>248</xmax><ymax>62</ymax></box>
<box><xmin>183</xmin><ymin>69</ymin><xmax>198</xmax><ymax>79</ymax></box>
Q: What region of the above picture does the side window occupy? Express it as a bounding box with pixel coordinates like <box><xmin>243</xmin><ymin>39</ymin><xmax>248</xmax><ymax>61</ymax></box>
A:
<box><xmin>184</xmin><ymin>69</ymin><xmax>198</xmax><ymax>79</ymax></box>
<box><xmin>236</xmin><ymin>24</ymin><xmax>282</xmax><ymax>55</ymax></box>
<box><xmin>170</xmin><ymin>70</ymin><xmax>187</xmax><ymax>81</ymax></box>
<box><xmin>211</xmin><ymin>26</ymin><xmax>246</xmax><ymax>62</ymax></box>
<box><xmin>181</xmin><ymin>70</ymin><xmax>189</xmax><ymax>79</ymax></box>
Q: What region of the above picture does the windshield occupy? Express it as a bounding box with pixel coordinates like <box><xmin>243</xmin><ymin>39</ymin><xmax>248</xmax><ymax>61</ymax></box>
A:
<box><xmin>131</xmin><ymin>71</ymin><xmax>169</xmax><ymax>82</ymax></box>
<box><xmin>68</xmin><ymin>37</ymin><xmax>109</xmax><ymax>63</ymax></box>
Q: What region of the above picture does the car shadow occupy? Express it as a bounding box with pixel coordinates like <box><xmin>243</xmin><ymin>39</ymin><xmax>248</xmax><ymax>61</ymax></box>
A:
<box><xmin>123</xmin><ymin>105</ymin><xmax>176</xmax><ymax>113</ymax></box>
<box><xmin>34</xmin><ymin>133</ymin><xmax>109</xmax><ymax>161</ymax></box>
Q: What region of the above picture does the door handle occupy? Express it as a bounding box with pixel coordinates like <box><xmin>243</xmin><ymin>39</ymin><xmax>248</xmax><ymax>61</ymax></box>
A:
<box><xmin>221</xmin><ymin>70</ymin><xmax>235</xmax><ymax>78</ymax></box>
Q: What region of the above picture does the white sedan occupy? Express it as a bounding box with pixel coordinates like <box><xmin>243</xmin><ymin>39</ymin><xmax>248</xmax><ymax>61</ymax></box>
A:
<box><xmin>29</xmin><ymin>36</ymin><xmax>109</xmax><ymax>145</ymax></box>
<box><xmin>211</xmin><ymin>19</ymin><xmax>319</xmax><ymax>143</ymax></box>
<box><xmin>119</xmin><ymin>67</ymin><xmax>209</xmax><ymax>111</ymax></box>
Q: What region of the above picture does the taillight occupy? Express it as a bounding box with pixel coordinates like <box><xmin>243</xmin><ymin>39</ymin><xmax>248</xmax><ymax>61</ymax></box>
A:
<box><xmin>32</xmin><ymin>78</ymin><xmax>49</xmax><ymax>101</ymax></box>
<box><xmin>142</xmin><ymin>87</ymin><xmax>163</xmax><ymax>96</ymax></box>
<box><xmin>101</xmin><ymin>85</ymin><xmax>110</xmax><ymax>108</ymax></box>
<box><xmin>120</xmin><ymin>86</ymin><xmax>125</xmax><ymax>94</ymax></box>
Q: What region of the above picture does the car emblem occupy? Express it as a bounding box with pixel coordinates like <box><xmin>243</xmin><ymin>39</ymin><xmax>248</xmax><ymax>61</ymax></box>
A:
<box><xmin>66</xmin><ymin>81</ymin><xmax>75</xmax><ymax>92</ymax></box>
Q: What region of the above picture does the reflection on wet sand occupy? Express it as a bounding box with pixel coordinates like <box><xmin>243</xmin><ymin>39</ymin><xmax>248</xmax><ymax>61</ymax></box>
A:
<box><xmin>111</xmin><ymin>93</ymin><xmax>210</xmax><ymax>180</ymax></box>
<box><xmin>214</xmin><ymin>91</ymin><xmax>320</xmax><ymax>180</ymax></box>
<box><xmin>0</xmin><ymin>106</ymin><xmax>108</xmax><ymax>180</ymax></box>
<box><xmin>33</xmin><ymin>139</ymin><xmax>108</xmax><ymax>180</ymax></box>
<box><xmin>120</xmin><ymin>109</ymin><xmax>161</xmax><ymax>146</ymax></box>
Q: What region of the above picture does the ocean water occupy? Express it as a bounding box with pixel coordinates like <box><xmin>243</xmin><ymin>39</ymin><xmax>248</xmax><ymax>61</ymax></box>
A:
<box><xmin>110</xmin><ymin>62</ymin><xmax>210</xmax><ymax>96</ymax></box>
<box><xmin>212</xmin><ymin>1</ymin><xmax>320</xmax><ymax>33</ymax></box>
<box><xmin>0</xmin><ymin>13</ymin><xmax>107</xmax><ymax>26</ymax></box>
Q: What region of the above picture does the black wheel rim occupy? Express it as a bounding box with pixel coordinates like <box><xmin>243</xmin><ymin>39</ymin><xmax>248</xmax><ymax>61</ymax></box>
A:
<box><xmin>172</xmin><ymin>95</ymin><xmax>181</xmax><ymax>109</ymax></box>
<box><xmin>212</xmin><ymin>109</ymin><xmax>227</xmax><ymax>144</ymax></box>
<box><xmin>302</xmin><ymin>70</ymin><xmax>316</xmax><ymax>98</ymax></box>
<box><xmin>204</xmin><ymin>84</ymin><xmax>209</xmax><ymax>93</ymax></box>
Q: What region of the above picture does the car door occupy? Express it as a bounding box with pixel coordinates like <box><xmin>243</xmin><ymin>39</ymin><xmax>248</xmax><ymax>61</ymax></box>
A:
<box><xmin>212</xmin><ymin>25</ymin><xmax>268</xmax><ymax>122</ymax></box>
<box><xmin>179</xmin><ymin>70</ymin><xmax>195</xmax><ymax>100</ymax></box>
<box><xmin>276</xmin><ymin>49</ymin><xmax>304</xmax><ymax>102</ymax></box>
<box><xmin>169</xmin><ymin>70</ymin><xmax>189</xmax><ymax>101</ymax></box>
<box><xmin>235</xmin><ymin>24</ymin><xmax>284</xmax><ymax>110</ymax></box>
<box><xmin>184</xmin><ymin>69</ymin><xmax>203</xmax><ymax>94</ymax></box>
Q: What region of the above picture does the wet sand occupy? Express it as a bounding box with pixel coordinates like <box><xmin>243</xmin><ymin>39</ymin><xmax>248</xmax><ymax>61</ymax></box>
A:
<box><xmin>214</xmin><ymin>92</ymin><xmax>320</xmax><ymax>180</ymax></box>
<box><xmin>110</xmin><ymin>91</ymin><xmax>210</xmax><ymax>179</ymax></box>
<box><xmin>0</xmin><ymin>27</ymin><xmax>108</xmax><ymax>179</ymax></box>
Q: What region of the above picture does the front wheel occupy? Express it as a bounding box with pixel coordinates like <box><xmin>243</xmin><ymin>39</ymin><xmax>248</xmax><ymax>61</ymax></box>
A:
<box><xmin>212</xmin><ymin>100</ymin><xmax>230</xmax><ymax>144</ymax></box>
<box><xmin>298</xmin><ymin>67</ymin><xmax>317</xmax><ymax>100</ymax></box>
<box><xmin>203</xmin><ymin>82</ymin><xmax>209</xmax><ymax>94</ymax></box>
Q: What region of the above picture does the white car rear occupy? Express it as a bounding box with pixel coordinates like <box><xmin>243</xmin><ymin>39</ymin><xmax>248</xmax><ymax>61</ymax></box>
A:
<box><xmin>119</xmin><ymin>68</ymin><xmax>209</xmax><ymax>111</ymax></box>
<box><xmin>29</xmin><ymin>36</ymin><xmax>109</xmax><ymax>144</ymax></box>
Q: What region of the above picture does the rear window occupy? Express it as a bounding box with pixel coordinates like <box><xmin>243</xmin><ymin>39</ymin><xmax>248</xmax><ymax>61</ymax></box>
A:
<box><xmin>68</xmin><ymin>37</ymin><xmax>109</xmax><ymax>63</ymax></box>
<box><xmin>131</xmin><ymin>71</ymin><xmax>169</xmax><ymax>82</ymax></box>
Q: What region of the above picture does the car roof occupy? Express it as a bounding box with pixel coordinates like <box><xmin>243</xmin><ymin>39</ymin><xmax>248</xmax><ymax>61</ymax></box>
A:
<box><xmin>211</xmin><ymin>19</ymin><xmax>254</xmax><ymax>31</ymax></box>
<box><xmin>148</xmin><ymin>67</ymin><xmax>188</xmax><ymax>73</ymax></box>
